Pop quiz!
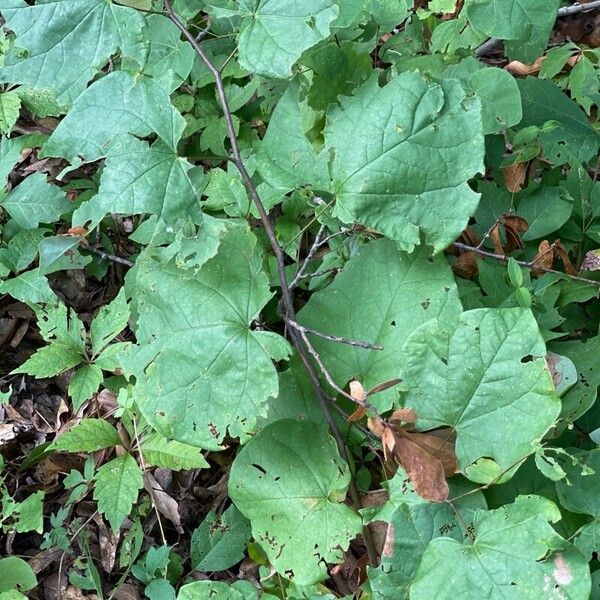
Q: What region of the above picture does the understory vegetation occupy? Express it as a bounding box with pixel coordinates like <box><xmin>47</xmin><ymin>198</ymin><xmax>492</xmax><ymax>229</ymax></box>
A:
<box><xmin>2</xmin><ymin>0</ymin><xmax>600</xmax><ymax>598</ymax></box>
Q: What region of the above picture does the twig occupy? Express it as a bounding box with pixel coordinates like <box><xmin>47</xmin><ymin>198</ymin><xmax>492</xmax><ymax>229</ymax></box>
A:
<box><xmin>163</xmin><ymin>0</ymin><xmax>378</xmax><ymax>565</ymax></box>
<box><xmin>290</xmin><ymin>224</ymin><xmax>327</xmax><ymax>289</ymax></box>
<box><xmin>86</xmin><ymin>246</ymin><xmax>134</xmax><ymax>267</ymax></box>
<box><xmin>475</xmin><ymin>1</ymin><xmax>600</xmax><ymax>57</ymax></box>
<box><xmin>559</xmin><ymin>0</ymin><xmax>600</xmax><ymax>17</ymax></box>
<box><xmin>286</xmin><ymin>318</ymin><xmax>384</xmax><ymax>351</ymax></box>
<box><xmin>295</xmin><ymin>267</ymin><xmax>342</xmax><ymax>281</ymax></box>
<box><xmin>453</xmin><ymin>242</ymin><xmax>600</xmax><ymax>289</ymax></box>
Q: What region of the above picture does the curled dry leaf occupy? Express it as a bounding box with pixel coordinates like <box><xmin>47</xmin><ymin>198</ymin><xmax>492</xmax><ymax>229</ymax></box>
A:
<box><xmin>502</xmin><ymin>215</ymin><xmax>529</xmax><ymax>252</ymax></box>
<box><xmin>554</xmin><ymin>240</ymin><xmax>578</xmax><ymax>276</ymax></box>
<box><xmin>505</xmin><ymin>56</ymin><xmax>545</xmax><ymax>75</ymax></box>
<box><xmin>452</xmin><ymin>249</ymin><xmax>478</xmax><ymax>279</ymax></box>
<box><xmin>532</xmin><ymin>240</ymin><xmax>555</xmax><ymax>276</ymax></box>
<box><xmin>503</xmin><ymin>162</ymin><xmax>528</xmax><ymax>192</ymax></box>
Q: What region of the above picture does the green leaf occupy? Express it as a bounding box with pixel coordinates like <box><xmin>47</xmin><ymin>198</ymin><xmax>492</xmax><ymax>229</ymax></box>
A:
<box><xmin>464</xmin><ymin>0</ymin><xmax>559</xmax><ymax>41</ymax></box>
<box><xmin>0</xmin><ymin>557</ymin><xmax>37</xmax><ymax>594</ymax></box>
<box><xmin>93</xmin><ymin>453</ymin><xmax>143</xmax><ymax>531</ymax></box>
<box><xmin>90</xmin><ymin>289</ymin><xmax>130</xmax><ymax>356</ymax></box>
<box><xmin>209</xmin><ymin>0</ymin><xmax>339</xmax><ymax>78</ymax></box>
<box><xmin>38</xmin><ymin>235</ymin><xmax>90</xmax><ymax>275</ymax></box>
<box><xmin>0</xmin><ymin>91</ymin><xmax>20</xmax><ymax>134</ymax></box>
<box><xmin>370</xmin><ymin>0</ymin><xmax>410</xmax><ymax>31</ymax></box>
<box><xmin>298</xmin><ymin>239</ymin><xmax>462</xmax><ymax>411</ymax></box>
<box><xmin>0</xmin><ymin>0</ymin><xmax>145</xmax><ymax>106</ymax></box>
<box><xmin>401</xmin><ymin>308</ymin><xmax>560</xmax><ymax>482</ymax></box>
<box><xmin>365</xmin><ymin>470</ymin><xmax>486</xmax><ymax>598</ymax></box>
<box><xmin>468</xmin><ymin>67</ymin><xmax>522</xmax><ymax>134</ymax></box>
<box><xmin>0</xmin><ymin>173</ymin><xmax>71</xmax><ymax>229</ymax></box>
<box><xmin>518</xmin><ymin>187</ymin><xmax>573</xmax><ymax>241</ymax></box>
<box><xmin>257</xmin><ymin>83</ymin><xmax>330</xmax><ymax>192</ymax></box>
<box><xmin>556</xmin><ymin>449</ymin><xmax>600</xmax><ymax>518</ymax></box>
<box><xmin>52</xmin><ymin>418</ymin><xmax>121</xmax><ymax>452</ymax></box>
<box><xmin>517</xmin><ymin>77</ymin><xmax>600</xmax><ymax>166</ymax></box>
<box><xmin>125</xmin><ymin>14</ymin><xmax>194</xmax><ymax>93</ymax></box>
<box><xmin>73</xmin><ymin>136</ymin><xmax>202</xmax><ymax>229</ymax></box>
<box><xmin>0</xmin><ymin>269</ymin><xmax>56</xmax><ymax>303</ymax></box>
<box><xmin>0</xmin><ymin>228</ymin><xmax>47</xmax><ymax>273</ymax></box>
<box><xmin>125</xmin><ymin>226</ymin><xmax>289</xmax><ymax>448</ymax></box>
<box><xmin>190</xmin><ymin>505</ymin><xmax>252</xmax><ymax>571</ymax></box>
<box><xmin>229</xmin><ymin>419</ymin><xmax>362</xmax><ymax>585</ymax></box>
<box><xmin>41</xmin><ymin>71</ymin><xmax>186</xmax><ymax>163</ymax></box>
<box><xmin>140</xmin><ymin>432</ymin><xmax>209</xmax><ymax>470</ymax></box>
<box><xmin>11</xmin><ymin>491</ymin><xmax>44</xmax><ymax>534</ymax></box>
<box><xmin>177</xmin><ymin>581</ymin><xmax>250</xmax><ymax>600</ymax></box>
<box><xmin>68</xmin><ymin>365</ymin><xmax>104</xmax><ymax>411</ymax></box>
<box><xmin>411</xmin><ymin>495</ymin><xmax>591</xmax><ymax>599</ymax></box>
<box><xmin>12</xmin><ymin>343</ymin><xmax>83</xmax><ymax>378</ymax></box>
<box><xmin>325</xmin><ymin>72</ymin><xmax>484</xmax><ymax>252</ymax></box>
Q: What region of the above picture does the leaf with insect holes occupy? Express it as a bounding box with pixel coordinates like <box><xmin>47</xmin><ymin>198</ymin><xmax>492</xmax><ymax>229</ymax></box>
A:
<box><xmin>94</xmin><ymin>454</ymin><xmax>143</xmax><ymax>531</ymax></box>
<box><xmin>298</xmin><ymin>238</ymin><xmax>462</xmax><ymax>411</ymax></box>
<box><xmin>229</xmin><ymin>419</ymin><xmax>361</xmax><ymax>585</ymax></box>
<box><xmin>52</xmin><ymin>419</ymin><xmax>121</xmax><ymax>453</ymax></box>
<box><xmin>123</xmin><ymin>226</ymin><xmax>291</xmax><ymax>449</ymax></box>
<box><xmin>191</xmin><ymin>505</ymin><xmax>251</xmax><ymax>572</ymax></box>
<box><xmin>325</xmin><ymin>72</ymin><xmax>484</xmax><ymax>253</ymax></box>
<box><xmin>363</xmin><ymin>470</ymin><xmax>486</xmax><ymax>599</ymax></box>
<box><xmin>401</xmin><ymin>308</ymin><xmax>560</xmax><ymax>483</ymax></box>
<box><xmin>411</xmin><ymin>495</ymin><xmax>590</xmax><ymax>599</ymax></box>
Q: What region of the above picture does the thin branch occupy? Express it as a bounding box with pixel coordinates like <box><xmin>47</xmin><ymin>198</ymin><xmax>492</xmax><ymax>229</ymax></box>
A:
<box><xmin>290</xmin><ymin>224</ymin><xmax>327</xmax><ymax>289</ymax></box>
<box><xmin>453</xmin><ymin>242</ymin><xmax>600</xmax><ymax>289</ymax></box>
<box><xmin>86</xmin><ymin>246</ymin><xmax>134</xmax><ymax>267</ymax></box>
<box><xmin>476</xmin><ymin>1</ymin><xmax>600</xmax><ymax>57</ymax></box>
<box><xmin>295</xmin><ymin>267</ymin><xmax>341</xmax><ymax>281</ymax></box>
<box><xmin>163</xmin><ymin>0</ymin><xmax>378</xmax><ymax>565</ymax></box>
<box><xmin>286</xmin><ymin>318</ymin><xmax>384</xmax><ymax>351</ymax></box>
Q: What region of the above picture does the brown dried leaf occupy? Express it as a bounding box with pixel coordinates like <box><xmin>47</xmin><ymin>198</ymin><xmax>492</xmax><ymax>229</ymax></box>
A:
<box><xmin>349</xmin><ymin>380</ymin><xmax>366</xmax><ymax>405</ymax></box>
<box><xmin>452</xmin><ymin>250</ymin><xmax>478</xmax><ymax>279</ymax></box>
<box><xmin>531</xmin><ymin>240</ymin><xmax>554</xmax><ymax>276</ymax></box>
<box><xmin>392</xmin><ymin>429</ymin><xmax>456</xmax><ymax>502</ymax></box>
<box><xmin>366</xmin><ymin>378</ymin><xmax>402</xmax><ymax>396</ymax></box>
<box><xmin>505</xmin><ymin>56</ymin><xmax>545</xmax><ymax>75</ymax></box>
<box><xmin>502</xmin><ymin>214</ymin><xmax>529</xmax><ymax>252</ymax></box>
<box><xmin>503</xmin><ymin>162</ymin><xmax>528</xmax><ymax>192</ymax></box>
<box><xmin>144</xmin><ymin>472</ymin><xmax>184</xmax><ymax>534</ymax></box>
<box><xmin>554</xmin><ymin>241</ymin><xmax>577</xmax><ymax>276</ymax></box>
<box><xmin>389</xmin><ymin>407</ymin><xmax>417</xmax><ymax>424</ymax></box>
<box><xmin>490</xmin><ymin>223</ymin><xmax>505</xmax><ymax>255</ymax></box>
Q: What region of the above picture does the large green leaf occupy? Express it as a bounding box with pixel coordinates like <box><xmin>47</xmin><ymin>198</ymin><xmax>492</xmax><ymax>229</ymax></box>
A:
<box><xmin>208</xmin><ymin>0</ymin><xmax>339</xmax><ymax>78</ymax></box>
<box><xmin>229</xmin><ymin>419</ymin><xmax>362</xmax><ymax>585</ymax></box>
<box><xmin>73</xmin><ymin>136</ymin><xmax>201</xmax><ymax>229</ymax></box>
<box><xmin>364</xmin><ymin>470</ymin><xmax>486</xmax><ymax>600</ymax></box>
<box><xmin>41</xmin><ymin>71</ymin><xmax>185</xmax><ymax>163</ymax></box>
<box><xmin>401</xmin><ymin>308</ymin><xmax>560</xmax><ymax>482</ymax></box>
<box><xmin>410</xmin><ymin>495</ymin><xmax>591</xmax><ymax>599</ymax></box>
<box><xmin>464</xmin><ymin>0</ymin><xmax>559</xmax><ymax>41</ymax></box>
<box><xmin>0</xmin><ymin>0</ymin><xmax>145</xmax><ymax>106</ymax></box>
<box><xmin>325</xmin><ymin>73</ymin><xmax>484</xmax><ymax>252</ymax></box>
<box><xmin>298</xmin><ymin>238</ymin><xmax>462</xmax><ymax>411</ymax></box>
<box><xmin>125</xmin><ymin>226</ymin><xmax>290</xmax><ymax>448</ymax></box>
